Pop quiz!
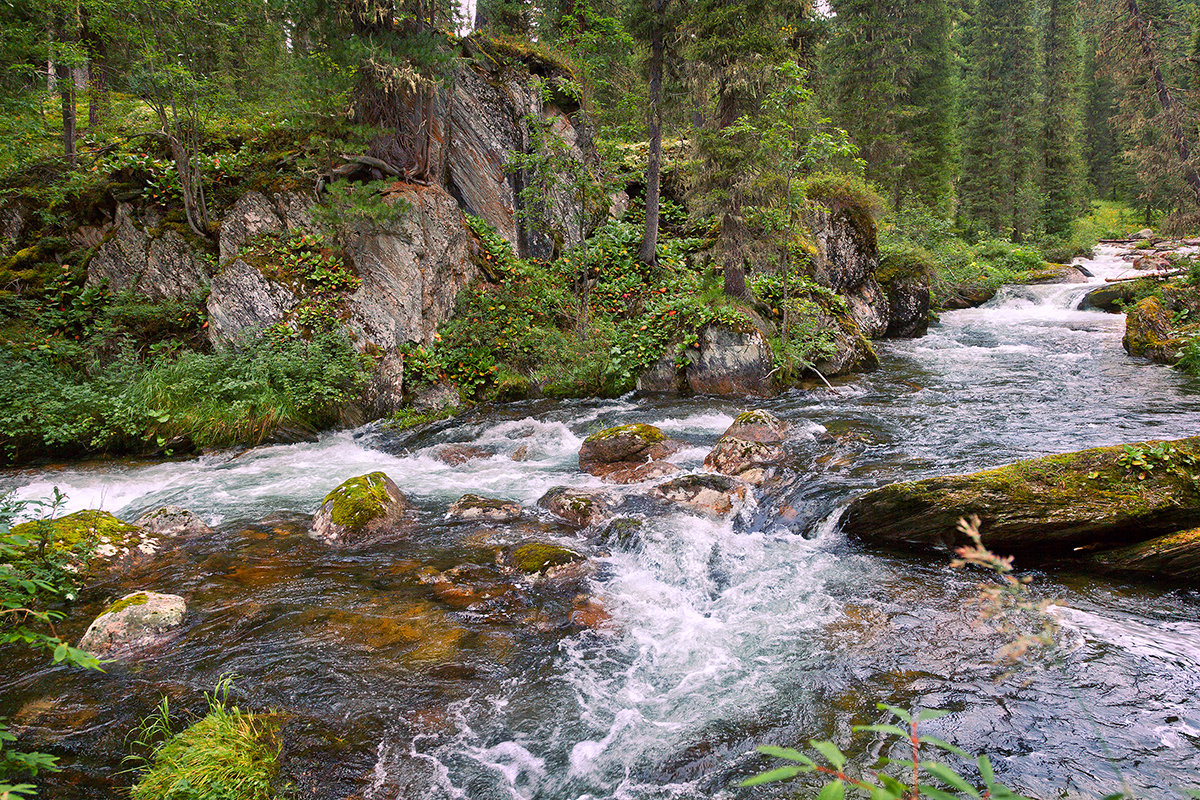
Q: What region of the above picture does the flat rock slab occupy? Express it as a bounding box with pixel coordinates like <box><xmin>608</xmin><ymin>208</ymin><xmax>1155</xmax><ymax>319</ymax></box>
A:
<box><xmin>840</xmin><ymin>437</ymin><xmax>1200</xmax><ymax>558</ymax></box>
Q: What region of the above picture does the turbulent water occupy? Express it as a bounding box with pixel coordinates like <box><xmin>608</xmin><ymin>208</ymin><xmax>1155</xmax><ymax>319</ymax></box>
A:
<box><xmin>4</xmin><ymin>245</ymin><xmax>1200</xmax><ymax>799</ymax></box>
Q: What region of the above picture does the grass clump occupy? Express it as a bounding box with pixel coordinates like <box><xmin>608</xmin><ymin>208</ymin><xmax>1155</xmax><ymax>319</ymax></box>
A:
<box><xmin>128</xmin><ymin>678</ymin><xmax>281</xmax><ymax>800</ymax></box>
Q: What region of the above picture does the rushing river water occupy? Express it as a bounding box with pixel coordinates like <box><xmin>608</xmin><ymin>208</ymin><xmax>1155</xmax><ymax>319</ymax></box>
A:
<box><xmin>4</xmin><ymin>245</ymin><xmax>1200</xmax><ymax>799</ymax></box>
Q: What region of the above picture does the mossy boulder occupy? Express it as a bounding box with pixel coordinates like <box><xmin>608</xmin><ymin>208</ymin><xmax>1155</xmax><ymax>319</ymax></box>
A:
<box><xmin>1083</xmin><ymin>527</ymin><xmax>1200</xmax><ymax>581</ymax></box>
<box><xmin>311</xmin><ymin>472</ymin><xmax>412</xmax><ymax>545</ymax></box>
<box><xmin>1016</xmin><ymin>263</ymin><xmax>1088</xmax><ymax>284</ymax></box>
<box><xmin>78</xmin><ymin>591</ymin><xmax>186</xmax><ymax>657</ymax></box>
<box><xmin>7</xmin><ymin>510</ymin><xmax>158</xmax><ymax>576</ymax></box>
<box><xmin>704</xmin><ymin>410</ymin><xmax>790</xmax><ymax>485</ymax></box>
<box><xmin>1123</xmin><ymin>296</ymin><xmax>1184</xmax><ymax>364</ymax></box>
<box><xmin>876</xmin><ymin>248</ymin><xmax>932</xmax><ymax>338</ymax></box>
<box><xmin>134</xmin><ymin>506</ymin><xmax>213</xmax><ymax>537</ymax></box>
<box><xmin>537</xmin><ymin>487</ymin><xmax>615</xmax><ymax>528</ymax></box>
<box><xmin>578</xmin><ymin>423</ymin><xmax>682</xmax><ymax>482</ymax></box>
<box><xmin>1080</xmin><ymin>280</ymin><xmax>1153</xmax><ymax>313</ymax></box>
<box><xmin>684</xmin><ymin>322</ymin><xmax>776</xmax><ymax>397</ymax></box>
<box><xmin>840</xmin><ymin>437</ymin><xmax>1200</xmax><ymax>559</ymax></box>
<box><xmin>653</xmin><ymin>473</ymin><xmax>749</xmax><ymax>517</ymax></box>
<box><xmin>507</xmin><ymin>542</ymin><xmax>585</xmax><ymax>574</ymax></box>
<box><xmin>446</xmin><ymin>494</ymin><xmax>523</xmax><ymax>523</ymax></box>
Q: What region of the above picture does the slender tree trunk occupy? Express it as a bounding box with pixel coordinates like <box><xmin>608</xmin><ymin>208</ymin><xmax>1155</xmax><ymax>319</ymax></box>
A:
<box><xmin>1125</xmin><ymin>0</ymin><xmax>1200</xmax><ymax>204</ymax></box>
<box><xmin>57</xmin><ymin>60</ymin><xmax>76</xmax><ymax>164</ymax></box>
<box><xmin>639</xmin><ymin>8</ymin><xmax>665</xmax><ymax>265</ymax></box>
<box><xmin>82</xmin><ymin>6</ymin><xmax>107</xmax><ymax>128</ymax></box>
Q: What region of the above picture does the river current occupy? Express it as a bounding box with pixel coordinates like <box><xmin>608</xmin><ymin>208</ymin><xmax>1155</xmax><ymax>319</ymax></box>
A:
<box><xmin>4</xmin><ymin>245</ymin><xmax>1200</xmax><ymax>799</ymax></box>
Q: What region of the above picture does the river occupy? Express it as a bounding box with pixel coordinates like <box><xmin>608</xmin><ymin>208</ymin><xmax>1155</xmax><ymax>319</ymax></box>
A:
<box><xmin>3</xmin><ymin>245</ymin><xmax>1199</xmax><ymax>799</ymax></box>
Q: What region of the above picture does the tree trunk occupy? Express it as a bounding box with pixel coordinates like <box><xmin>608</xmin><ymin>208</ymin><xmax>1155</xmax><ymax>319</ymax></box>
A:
<box><xmin>56</xmin><ymin>60</ymin><xmax>76</xmax><ymax>164</ymax></box>
<box><xmin>82</xmin><ymin>5</ymin><xmax>107</xmax><ymax>128</ymax></box>
<box><xmin>722</xmin><ymin>211</ymin><xmax>748</xmax><ymax>299</ymax></box>
<box><xmin>639</xmin><ymin>10</ymin><xmax>665</xmax><ymax>266</ymax></box>
<box><xmin>1126</xmin><ymin>0</ymin><xmax>1200</xmax><ymax>204</ymax></box>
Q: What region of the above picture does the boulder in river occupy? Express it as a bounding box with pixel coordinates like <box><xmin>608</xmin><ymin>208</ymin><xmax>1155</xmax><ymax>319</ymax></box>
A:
<box><xmin>8</xmin><ymin>510</ymin><xmax>160</xmax><ymax>578</ymax></box>
<box><xmin>1080</xmin><ymin>281</ymin><xmax>1150</xmax><ymax>313</ymax></box>
<box><xmin>840</xmin><ymin>437</ymin><xmax>1200</xmax><ymax>560</ymax></box>
<box><xmin>704</xmin><ymin>410</ymin><xmax>789</xmax><ymax>484</ymax></box>
<box><xmin>578</xmin><ymin>424</ymin><xmax>682</xmax><ymax>483</ymax></box>
<box><xmin>653</xmin><ymin>474</ymin><xmax>749</xmax><ymax>517</ymax></box>
<box><xmin>311</xmin><ymin>472</ymin><xmax>413</xmax><ymax>545</ymax></box>
<box><xmin>434</xmin><ymin>444</ymin><xmax>493</xmax><ymax>466</ymax></box>
<box><xmin>506</xmin><ymin>542</ymin><xmax>586</xmax><ymax>575</ymax></box>
<box><xmin>1123</xmin><ymin>296</ymin><xmax>1184</xmax><ymax>364</ymax></box>
<box><xmin>447</xmin><ymin>494</ymin><xmax>523</xmax><ymax>523</ymax></box>
<box><xmin>537</xmin><ymin>487</ymin><xmax>615</xmax><ymax>528</ymax></box>
<box><xmin>684</xmin><ymin>322</ymin><xmax>776</xmax><ymax>396</ymax></box>
<box><xmin>134</xmin><ymin>506</ymin><xmax>213</xmax><ymax>538</ymax></box>
<box><xmin>78</xmin><ymin>591</ymin><xmax>186</xmax><ymax>657</ymax></box>
<box><xmin>1084</xmin><ymin>528</ymin><xmax>1200</xmax><ymax>581</ymax></box>
<box><xmin>1017</xmin><ymin>264</ymin><xmax>1089</xmax><ymax>284</ymax></box>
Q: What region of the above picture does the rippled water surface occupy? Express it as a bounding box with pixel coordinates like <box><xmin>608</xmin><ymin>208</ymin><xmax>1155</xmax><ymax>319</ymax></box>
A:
<box><xmin>3</xmin><ymin>246</ymin><xmax>1200</xmax><ymax>799</ymax></box>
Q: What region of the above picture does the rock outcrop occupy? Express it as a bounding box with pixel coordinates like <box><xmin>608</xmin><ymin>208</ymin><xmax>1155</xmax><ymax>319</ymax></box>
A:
<box><xmin>1019</xmin><ymin>264</ymin><xmax>1089</xmax><ymax>284</ymax></box>
<box><xmin>578</xmin><ymin>423</ymin><xmax>682</xmax><ymax>483</ymax></box>
<box><xmin>85</xmin><ymin>204</ymin><xmax>209</xmax><ymax>300</ymax></box>
<box><xmin>311</xmin><ymin>472</ymin><xmax>413</xmax><ymax>545</ymax></box>
<box><xmin>840</xmin><ymin>437</ymin><xmax>1200</xmax><ymax>575</ymax></box>
<box><xmin>704</xmin><ymin>410</ymin><xmax>790</xmax><ymax>485</ymax></box>
<box><xmin>0</xmin><ymin>204</ymin><xmax>24</xmax><ymax>257</ymax></box>
<box><xmin>205</xmin><ymin>259</ymin><xmax>301</xmax><ymax>345</ymax></box>
<box><xmin>1123</xmin><ymin>296</ymin><xmax>1185</xmax><ymax>364</ymax></box>
<box><xmin>78</xmin><ymin>591</ymin><xmax>186</xmax><ymax>657</ymax></box>
<box><xmin>876</xmin><ymin>252</ymin><xmax>932</xmax><ymax>338</ymax></box>
<box><xmin>685</xmin><ymin>323</ymin><xmax>776</xmax><ymax>396</ymax></box>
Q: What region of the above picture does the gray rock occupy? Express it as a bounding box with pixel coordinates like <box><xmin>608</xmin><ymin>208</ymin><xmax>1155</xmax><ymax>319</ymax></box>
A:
<box><xmin>86</xmin><ymin>204</ymin><xmax>208</xmax><ymax>300</ymax></box>
<box><xmin>78</xmin><ymin>591</ymin><xmax>186</xmax><ymax>657</ymax></box>
<box><xmin>413</xmin><ymin>382</ymin><xmax>460</xmax><ymax>411</ymax></box>
<box><xmin>844</xmin><ymin>277</ymin><xmax>890</xmax><ymax>339</ymax></box>
<box><xmin>704</xmin><ymin>410</ymin><xmax>790</xmax><ymax>485</ymax></box>
<box><xmin>219</xmin><ymin>191</ymin><xmax>285</xmax><ymax>263</ymax></box>
<box><xmin>653</xmin><ymin>474</ymin><xmax>749</xmax><ymax>517</ymax></box>
<box><xmin>133</xmin><ymin>506</ymin><xmax>213</xmax><ymax>537</ymax></box>
<box><xmin>447</xmin><ymin>494</ymin><xmax>523</xmax><ymax>523</ymax></box>
<box><xmin>0</xmin><ymin>205</ymin><xmax>25</xmax><ymax>257</ymax></box>
<box><xmin>804</xmin><ymin>205</ymin><xmax>878</xmax><ymax>293</ymax></box>
<box><xmin>538</xmin><ymin>487</ymin><xmax>615</xmax><ymax>527</ymax></box>
<box><xmin>363</xmin><ymin>350</ymin><xmax>405</xmax><ymax>418</ymax></box>
<box><xmin>636</xmin><ymin>350</ymin><xmax>684</xmax><ymax>393</ymax></box>
<box><xmin>880</xmin><ymin>270</ymin><xmax>931</xmax><ymax>338</ymax></box>
<box><xmin>685</xmin><ymin>323</ymin><xmax>775</xmax><ymax>396</ymax></box>
<box><xmin>205</xmin><ymin>259</ymin><xmax>300</xmax><ymax>344</ymax></box>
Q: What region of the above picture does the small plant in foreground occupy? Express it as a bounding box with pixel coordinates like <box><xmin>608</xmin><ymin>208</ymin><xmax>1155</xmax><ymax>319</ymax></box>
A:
<box><xmin>126</xmin><ymin>677</ymin><xmax>282</xmax><ymax>800</ymax></box>
<box><xmin>741</xmin><ymin>703</ymin><xmax>1033</xmax><ymax>799</ymax></box>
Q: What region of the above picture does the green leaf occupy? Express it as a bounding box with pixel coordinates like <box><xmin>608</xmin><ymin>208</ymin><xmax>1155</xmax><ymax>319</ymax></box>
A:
<box><xmin>740</xmin><ymin>765</ymin><xmax>803</xmax><ymax>786</ymax></box>
<box><xmin>922</xmin><ymin>736</ymin><xmax>972</xmax><ymax>759</ymax></box>
<box><xmin>880</xmin><ymin>774</ymin><xmax>910</xmax><ymax>795</ymax></box>
<box><xmin>918</xmin><ymin>784</ymin><xmax>964</xmax><ymax>800</ymax></box>
<box><xmin>916</xmin><ymin>709</ymin><xmax>953</xmax><ymax>722</ymax></box>
<box><xmin>757</xmin><ymin>745</ymin><xmax>816</xmax><ymax>765</ymax></box>
<box><xmin>878</xmin><ymin>703</ymin><xmax>913</xmax><ymax>723</ymax></box>
<box><xmin>922</xmin><ymin>762</ymin><xmax>980</xmax><ymax>797</ymax></box>
<box><xmin>852</xmin><ymin>724</ymin><xmax>909</xmax><ymax>738</ymax></box>
<box><xmin>810</xmin><ymin>739</ymin><xmax>848</xmax><ymax>769</ymax></box>
<box><xmin>817</xmin><ymin>780</ymin><xmax>846</xmax><ymax>800</ymax></box>
<box><xmin>976</xmin><ymin>755</ymin><xmax>994</xmax><ymax>784</ymax></box>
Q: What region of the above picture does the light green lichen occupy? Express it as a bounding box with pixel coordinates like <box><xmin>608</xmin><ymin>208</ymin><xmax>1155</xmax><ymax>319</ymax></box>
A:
<box><xmin>324</xmin><ymin>472</ymin><xmax>391</xmax><ymax>531</ymax></box>
<box><xmin>8</xmin><ymin>510</ymin><xmax>142</xmax><ymax>559</ymax></box>
<box><xmin>101</xmin><ymin>592</ymin><xmax>150</xmax><ymax>617</ymax></box>
<box><xmin>584</xmin><ymin>423</ymin><xmax>664</xmax><ymax>444</ymax></box>
<box><xmin>511</xmin><ymin>543</ymin><xmax>582</xmax><ymax>574</ymax></box>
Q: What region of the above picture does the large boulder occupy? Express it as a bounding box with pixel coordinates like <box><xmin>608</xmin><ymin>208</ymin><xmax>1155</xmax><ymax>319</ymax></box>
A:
<box><xmin>653</xmin><ymin>474</ymin><xmax>749</xmax><ymax>517</ymax></box>
<box><xmin>704</xmin><ymin>410</ymin><xmax>790</xmax><ymax>485</ymax></box>
<box><xmin>578</xmin><ymin>423</ymin><xmax>682</xmax><ymax>483</ymax></box>
<box><xmin>1081</xmin><ymin>281</ymin><xmax>1148</xmax><ymax>313</ymax></box>
<box><xmin>876</xmin><ymin>253</ymin><xmax>932</xmax><ymax>338</ymax></box>
<box><xmin>205</xmin><ymin>258</ymin><xmax>300</xmax><ymax>344</ymax></box>
<box><xmin>803</xmin><ymin>204</ymin><xmax>878</xmax><ymax>293</ymax></box>
<box><xmin>78</xmin><ymin>591</ymin><xmax>186</xmax><ymax>656</ymax></box>
<box><xmin>840</xmin><ymin>437</ymin><xmax>1200</xmax><ymax>559</ymax></box>
<box><xmin>685</xmin><ymin>323</ymin><xmax>775</xmax><ymax>396</ymax></box>
<box><xmin>1123</xmin><ymin>296</ymin><xmax>1183</xmax><ymax>364</ymax></box>
<box><xmin>1018</xmin><ymin>263</ymin><xmax>1089</xmax><ymax>284</ymax></box>
<box><xmin>86</xmin><ymin>204</ymin><xmax>209</xmax><ymax>300</ymax></box>
<box><xmin>311</xmin><ymin>472</ymin><xmax>413</xmax><ymax>545</ymax></box>
<box><xmin>843</xmin><ymin>278</ymin><xmax>890</xmax><ymax>339</ymax></box>
<box><xmin>7</xmin><ymin>510</ymin><xmax>161</xmax><ymax>578</ymax></box>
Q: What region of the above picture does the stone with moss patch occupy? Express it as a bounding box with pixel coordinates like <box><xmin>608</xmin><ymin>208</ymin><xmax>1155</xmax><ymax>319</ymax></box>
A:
<box><xmin>840</xmin><ymin>437</ymin><xmax>1200</xmax><ymax>559</ymax></box>
<box><xmin>311</xmin><ymin>472</ymin><xmax>412</xmax><ymax>545</ymax></box>
<box><xmin>508</xmin><ymin>543</ymin><xmax>584</xmax><ymax>574</ymax></box>
<box><xmin>1085</xmin><ymin>527</ymin><xmax>1200</xmax><ymax>581</ymax></box>
<box><xmin>78</xmin><ymin>590</ymin><xmax>186</xmax><ymax>657</ymax></box>
<box><xmin>579</xmin><ymin>424</ymin><xmax>680</xmax><ymax>480</ymax></box>
<box><xmin>704</xmin><ymin>410</ymin><xmax>790</xmax><ymax>485</ymax></box>
<box><xmin>653</xmin><ymin>473</ymin><xmax>750</xmax><ymax>517</ymax></box>
<box><xmin>537</xmin><ymin>487</ymin><xmax>615</xmax><ymax>528</ymax></box>
<box><xmin>134</xmin><ymin>506</ymin><xmax>213</xmax><ymax>537</ymax></box>
<box><xmin>1123</xmin><ymin>296</ymin><xmax>1183</xmax><ymax>364</ymax></box>
<box><xmin>446</xmin><ymin>494</ymin><xmax>523</xmax><ymax>523</ymax></box>
<box><xmin>7</xmin><ymin>510</ymin><xmax>156</xmax><ymax>575</ymax></box>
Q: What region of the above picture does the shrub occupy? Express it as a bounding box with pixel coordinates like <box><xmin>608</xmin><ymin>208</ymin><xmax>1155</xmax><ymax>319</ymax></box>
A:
<box><xmin>128</xmin><ymin>679</ymin><xmax>281</xmax><ymax>800</ymax></box>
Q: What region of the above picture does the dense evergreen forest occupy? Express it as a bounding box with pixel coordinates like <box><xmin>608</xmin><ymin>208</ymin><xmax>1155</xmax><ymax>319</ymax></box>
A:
<box><xmin>0</xmin><ymin>0</ymin><xmax>1199</xmax><ymax>462</ymax></box>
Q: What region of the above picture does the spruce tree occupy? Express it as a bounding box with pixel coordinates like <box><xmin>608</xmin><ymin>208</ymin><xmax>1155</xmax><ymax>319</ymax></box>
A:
<box><xmin>1040</xmin><ymin>0</ymin><xmax>1085</xmax><ymax>238</ymax></box>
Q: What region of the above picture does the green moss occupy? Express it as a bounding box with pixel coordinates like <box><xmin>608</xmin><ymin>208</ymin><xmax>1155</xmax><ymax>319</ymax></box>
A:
<box><xmin>511</xmin><ymin>542</ymin><xmax>583</xmax><ymax>574</ymax></box>
<box><xmin>323</xmin><ymin>472</ymin><xmax>391</xmax><ymax>532</ymax></box>
<box><xmin>8</xmin><ymin>510</ymin><xmax>142</xmax><ymax>558</ymax></box>
<box><xmin>734</xmin><ymin>410</ymin><xmax>776</xmax><ymax>426</ymax></box>
<box><xmin>385</xmin><ymin>405</ymin><xmax>460</xmax><ymax>432</ymax></box>
<box><xmin>102</xmin><ymin>591</ymin><xmax>150</xmax><ymax>617</ymax></box>
<box><xmin>877</xmin><ymin>242</ymin><xmax>935</xmax><ymax>285</ymax></box>
<box><xmin>584</xmin><ymin>423</ymin><xmax>664</xmax><ymax>445</ymax></box>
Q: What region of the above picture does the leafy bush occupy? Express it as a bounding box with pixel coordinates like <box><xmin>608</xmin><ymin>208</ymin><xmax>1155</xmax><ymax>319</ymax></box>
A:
<box><xmin>127</xmin><ymin>678</ymin><xmax>281</xmax><ymax>800</ymax></box>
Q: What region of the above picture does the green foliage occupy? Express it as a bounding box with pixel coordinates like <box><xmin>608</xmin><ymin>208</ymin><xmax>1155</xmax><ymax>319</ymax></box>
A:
<box><xmin>127</xmin><ymin>677</ymin><xmax>281</xmax><ymax>800</ymax></box>
<box><xmin>385</xmin><ymin>404</ymin><xmax>459</xmax><ymax>432</ymax></box>
<box><xmin>311</xmin><ymin>179</ymin><xmax>410</xmax><ymax>237</ymax></box>
<box><xmin>1116</xmin><ymin>441</ymin><xmax>1199</xmax><ymax>483</ymax></box>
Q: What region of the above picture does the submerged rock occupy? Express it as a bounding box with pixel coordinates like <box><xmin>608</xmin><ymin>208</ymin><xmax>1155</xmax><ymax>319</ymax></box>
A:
<box><xmin>311</xmin><ymin>472</ymin><xmax>412</xmax><ymax>545</ymax></box>
<box><xmin>653</xmin><ymin>474</ymin><xmax>749</xmax><ymax>517</ymax></box>
<box><xmin>447</xmin><ymin>494</ymin><xmax>523</xmax><ymax>523</ymax></box>
<box><xmin>134</xmin><ymin>506</ymin><xmax>213</xmax><ymax>538</ymax></box>
<box><xmin>840</xmin><ymin>437</ymin><xmax>1200</xmax><ymax>559</ymax></box>
<box><xmin>537</xmin><ymin>487</ymin><xmax>615</xmax><ymax>528</ymax></box>
<box><xmin>704</xmin><ymin>410</ymin><xmax>790</xmax><ymax>485</ymax></box>
<box><xmin>78</xmin><ymin>591</ymin><xmax>186</xmax><ymax>657</ymax></box>
<box><xmin>1084</xmin><ymin>527</ymin><xmax>1200</xmax><ymax>581</ymax></box>
<box><xmin>434</xmin><ymin>444</ymin><xmax>493</xmax><ymax>466</ymax></box>
<box><xmin>578</xmin><ymin>423</ymin><xmax>682</xmax><ymax>483</ymax></box>
<box><xmin>506</xmin><ymin>542</ymin><xmax>585</xmax><ymax>574</ymax></box>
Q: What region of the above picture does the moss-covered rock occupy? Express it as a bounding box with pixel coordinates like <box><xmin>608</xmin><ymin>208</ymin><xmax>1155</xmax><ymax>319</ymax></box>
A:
<box><xmin>1123</xmin><ymin>296</ymin><xmax>1184</xmax><ymax>364</ymax></box>
<box><xmin>446</xmin><ymin>494</ymin><xmax>523</xmax><ymax>523</ymax></box>
<box><xmin>876</xmin><ymin>246</ymin><xmax>932</xmax><ymax>338</ymax></box>
<box><xmin>537</xmin><ymin>487</ymin><xmax>615</xmax><ymax>528</ymax></box>
<box><xmin>1084</xmin><ymin>527</ymin><xmax>1200</xmax><ymax>581</ymax></box>
<box><xmin>578</xmin><ymin>423</ymin><xmax>680</xmax><ymax>480</ymax></box>
<box><xmin>1080</xmin><ymin>280</ymin><xmax>1154</xmax><ymax>313</ymax></box>
<box><xmin>704</xmin><ymin>410</ymin><xmax>790</xmax><ymax>485</ymax></box>
<box><xmin>1015</xmin><ymin>263</ymin><xmax>1088</xmax><ymax>285</ymax></box>
<box><xmin>840</xmin><ymin>437</ymin><xmax>1200</xmax><ymax>559</ymax></box>
<box><xmin>508</xmin><ymin>542</ymin><xmax>584</xmax><ymax>574</ymax></box>
<box><xmin>311</xmin><ymin>472</ymin><xmax>412</xmax><ymax>545</ymax></box>
<box><xmin>7</xmin><ymin>510</ymin><xmax>157</xmax><ymax>576</ymax></box>
<box><xmin>78</xmin><ymin>590</ymin><xmax>186</xmax><ymax>657</ymax></box>
<box><xmin>653</xmin><ymin>473</ymin><xmax>749</xmax><ymax>517</ymax></box>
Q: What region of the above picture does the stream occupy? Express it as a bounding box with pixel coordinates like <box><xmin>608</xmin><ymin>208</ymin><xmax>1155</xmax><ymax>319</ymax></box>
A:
<box><xmin>3</xmin><ymin>245</ymin><xmax>1200</xmax><ymax>799</ymax></box>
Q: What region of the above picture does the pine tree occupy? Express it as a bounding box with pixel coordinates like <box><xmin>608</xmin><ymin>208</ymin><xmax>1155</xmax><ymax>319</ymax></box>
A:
<box><xmin>1082</xmin><ymin>34</ymin><xmax>1121</xmax><ymax>199</ymax></box>
<box><xmin>1039</xmin><ymin>0</ymin><xmax>1085</xmax><ymax>238</ymax></box>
